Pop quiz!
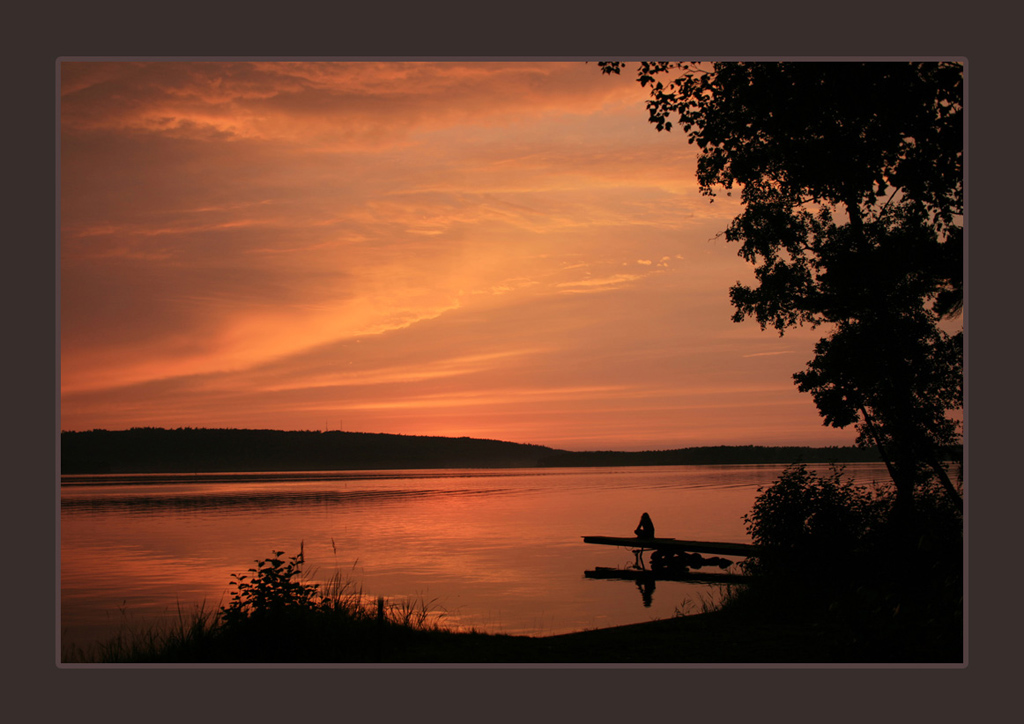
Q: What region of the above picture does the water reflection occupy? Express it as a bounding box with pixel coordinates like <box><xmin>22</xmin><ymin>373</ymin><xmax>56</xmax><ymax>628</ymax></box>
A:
<box><xmin>61</xmin><ymin>468</ymin><xmax>580</xmax><ymax>487</ymax></box>
<box><xmin>60</xmin><ymin>464</ymin><xmax>892</xmax><ymax>650</ymax></box>
<box><xmin>61</xmin><ymin>485</ymin><xmax>517</xmax><ymax>514</ymax></box>
<box><xmin>636</xmin><ymin>576</ymin><xmax>655</xmax><ymax>607</ymax></box>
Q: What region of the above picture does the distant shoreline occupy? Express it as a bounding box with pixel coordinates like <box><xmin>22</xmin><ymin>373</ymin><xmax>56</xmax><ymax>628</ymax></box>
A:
<box><xmin>59</xmin><ymin>427</ymin><xmax>898</xmax><ymax>475</ymax></box>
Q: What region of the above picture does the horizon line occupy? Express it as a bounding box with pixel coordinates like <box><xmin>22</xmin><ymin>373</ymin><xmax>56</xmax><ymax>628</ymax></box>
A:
<box><xmin>58</xmin><ymin>425</ymin><xmax>897</xmax><ymax>454</ymax></box>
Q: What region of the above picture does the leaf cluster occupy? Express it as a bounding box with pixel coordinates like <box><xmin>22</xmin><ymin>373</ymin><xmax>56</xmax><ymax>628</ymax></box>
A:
<box><xmin>602</xmin><ymin>61</ymin><xmax>963</xmax><ymax>225</ymax></box>
<box><xmin>602</xmin><ymin>60</ymin><xmax>964</xmax><ymax>332</ymax></box>
<box><xmin>743</xmin><ymin>464</ymin><xmax>888</xmax><ymax>576</ymax></box>
<box><xmin>219</xmin><ymin>546</ymin><xmax>324</xmax><ymax>630</ymax></box>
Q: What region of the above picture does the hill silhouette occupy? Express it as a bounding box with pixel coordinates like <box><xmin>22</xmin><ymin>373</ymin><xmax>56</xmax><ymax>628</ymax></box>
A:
<box><xmin>60</xmin><ymin>428</ymin><xmax>562</xmax><ymax>474</ymax></box>
<box><xmin>59</xmin><ymin>427</ymin><xmax>887</xmax><ymax>475</ymax></box>
<box><xmin>540</xmin><ymin>445</ymin><xmax>885</xmax><ymax>467</ymax></box>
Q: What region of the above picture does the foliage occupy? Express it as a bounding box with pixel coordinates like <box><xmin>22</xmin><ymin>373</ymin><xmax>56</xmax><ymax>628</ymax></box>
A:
<box><xmin>742</xmin><ymin>463</ymin><xmax>962</xmax><ymax>621</ymax></box>
<box><xmin>742</xmin><ymin>464</ymin><xmax>887</xmax><ymax>574</ymax></box>
<box><xmin>600</xmin><ymin>61</ymin><xmax>964</xmax><ymax>521</ymax></box>
<box><xmin>738</xmin><ymin>464</ymin><xmax>962</xmax><ymax>661</ymax></box>
<box><xmin>600</xmin><ymin>62</ymin><xmax>962</xmax><ymax>224</ymax></box>
<box><xmin>219</xmin><ymin>545</ymin><xmax>324</xmax><ymax>631</ymax></box>
<box><xmin>793</xmin><ymin>303</ymin><xmax>963</xmax><ymax>513</ymax></box>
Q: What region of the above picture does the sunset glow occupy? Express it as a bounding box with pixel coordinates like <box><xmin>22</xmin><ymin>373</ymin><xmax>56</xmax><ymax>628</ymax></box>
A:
<box><xmin>60</xmin><ymin>60</ymin><xmax>858</xmax><ymax>450</ymax></box>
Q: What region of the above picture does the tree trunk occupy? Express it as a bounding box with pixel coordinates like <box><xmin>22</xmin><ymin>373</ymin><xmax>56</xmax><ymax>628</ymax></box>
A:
<box><xmin>858</xmin><ymin>403</ymin><xmax>918</xmax><ymax>545</ymax></box>
<box><xmin>927</xmin><ymin>455</ymin><xmax>964</xmax><ymax>511</ymax></box>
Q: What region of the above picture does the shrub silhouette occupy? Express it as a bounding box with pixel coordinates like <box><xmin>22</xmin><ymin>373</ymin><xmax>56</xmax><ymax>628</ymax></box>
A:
<box><xmin>743</xmin><ymin>464</ymin><xmax>887</xmax><ymax>575</ymax></box>
<box><xmin>220</xmin><ymin>545</ymin><xmax>323</xmax><ymax>631</ymax></box>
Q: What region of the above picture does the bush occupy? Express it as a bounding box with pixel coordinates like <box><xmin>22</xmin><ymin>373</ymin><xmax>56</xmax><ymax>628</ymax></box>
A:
<box><xmin>738</xmin><ymin>464</ymin><xmax>962</xmax><ymax>656</ymax></box>
<box><xmin>219</xmin><ymin>545</ymin><xmax>324</xmax><ymax>632</ymax></box>
<box><xmin>742</xmin><ymin>464</ymin><xmax>887</xmax><ymax>576</ymax></box>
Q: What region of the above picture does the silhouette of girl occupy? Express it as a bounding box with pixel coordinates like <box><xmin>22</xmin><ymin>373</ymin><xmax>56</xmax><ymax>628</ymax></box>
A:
<box><xmin>634</xmin><ymin>512</ymin><xmax>655</xmax><ymax>540</ymax></box>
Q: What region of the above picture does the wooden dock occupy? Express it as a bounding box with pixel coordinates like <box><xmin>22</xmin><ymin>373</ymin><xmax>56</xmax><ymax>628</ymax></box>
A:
<box><xmin>582</xmin><ymin>535</ymin><xmax>759</xmax><ymax>557</ymax></box>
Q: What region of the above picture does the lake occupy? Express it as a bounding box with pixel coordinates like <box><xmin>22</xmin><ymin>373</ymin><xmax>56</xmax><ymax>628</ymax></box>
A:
<box><xmin>60</xmin><ymin>463</ymin><xmax>892</xmax><ymax>654</ymax></box>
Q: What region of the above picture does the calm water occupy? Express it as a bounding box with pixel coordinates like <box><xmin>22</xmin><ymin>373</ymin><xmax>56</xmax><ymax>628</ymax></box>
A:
<box><xmin>60</xmin><ymin>463</ymin><xmax>891</xmax><ymax>652</ymax></box>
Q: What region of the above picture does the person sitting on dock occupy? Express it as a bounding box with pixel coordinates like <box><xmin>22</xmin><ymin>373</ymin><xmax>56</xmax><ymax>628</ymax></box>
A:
<box><xmin>634</xmin><ymin>512</ymin><xmax>655</xmax><ymax>540</ymax></box>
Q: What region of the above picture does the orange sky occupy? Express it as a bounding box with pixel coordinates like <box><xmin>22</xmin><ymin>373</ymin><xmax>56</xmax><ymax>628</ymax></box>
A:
<box><xmin>59</xmin><ymin>60</ymin><xmax>862</xmax><ymax>451</ymax></box>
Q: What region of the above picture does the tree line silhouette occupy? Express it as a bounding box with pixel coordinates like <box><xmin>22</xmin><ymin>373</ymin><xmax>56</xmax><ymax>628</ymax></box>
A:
<box><xmin>59</xmin><ymin>427</ymin><xmax>897</xmax><ymax>475</ymax></box>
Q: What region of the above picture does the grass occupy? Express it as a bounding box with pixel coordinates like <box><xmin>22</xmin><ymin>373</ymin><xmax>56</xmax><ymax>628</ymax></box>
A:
<box><xmin>63</xmin><ymin>566</ymin><xmax>462</xmax><ymax>664</ymax></box>
<box><xmin>62</xmin><ymin>599</ymin><xmax>219</xmax><ymax>664</ymax></box>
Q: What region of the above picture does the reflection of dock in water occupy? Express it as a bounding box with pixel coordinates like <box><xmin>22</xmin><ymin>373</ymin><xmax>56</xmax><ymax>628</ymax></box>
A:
<box><xmin>583</xmin><ymin>534</ymin><xmax>757</xmax><ymax>606</ymax></box>
<box><xmin>584</xmin><ymin>567</ymin><xmax>750</xmax><ymax>584</ymax></box>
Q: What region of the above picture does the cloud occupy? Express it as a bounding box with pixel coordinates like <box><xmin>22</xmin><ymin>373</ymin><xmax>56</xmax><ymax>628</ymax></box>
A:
<box><xmin>60</xmin><ymin>61</ymin><xmax>647</xmax><ymax>150</ymax></box>
<box><xmin>555</xmin><ymin>273</ymin><xmax>646</xmax><ymax>294</ymax></box>
<box><xmin>742</xmin><ymin>350</ymin><xmax>798</xmax><ymax>358</ymax></box>
<box><xmin>59</xmin><ymin>60</ymin><xmax>860</xmax><ymax>449</ymax></box>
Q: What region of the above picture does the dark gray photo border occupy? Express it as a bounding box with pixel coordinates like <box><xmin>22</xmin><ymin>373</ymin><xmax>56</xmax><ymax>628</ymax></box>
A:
<box><xmin>12</xmin><ymin>0</ymin><xmax>1015</xmax><ymax>720</ymax></box>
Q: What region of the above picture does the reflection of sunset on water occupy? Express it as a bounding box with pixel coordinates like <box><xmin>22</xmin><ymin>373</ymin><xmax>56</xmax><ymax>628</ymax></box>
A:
<box><xmin>60</xmin><ymin>61</ymin><xmax>857</xmax><ymax>451</ymax></box>
<box><xmin>67</xmin><ymin>465</ymin><xmax>889</xmax><ymax>646</ymax></box>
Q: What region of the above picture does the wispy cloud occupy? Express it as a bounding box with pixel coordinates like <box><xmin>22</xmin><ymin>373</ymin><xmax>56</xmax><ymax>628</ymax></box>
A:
<box><xmin>555</xmin><ymin>273</ymin><xmax>647</xmax><ymax>294</ymax></box>
<box><xmin>59</xmin><ymin>60</ymin><xmax>860</xmax><ymax>448</ymax></box>
<box><xmin>742</xmin><ymin>351</ymin><xmax>798</xmax><ymax>358</ymax></box>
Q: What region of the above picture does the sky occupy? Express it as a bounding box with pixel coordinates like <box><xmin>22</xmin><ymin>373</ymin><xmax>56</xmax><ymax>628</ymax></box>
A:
<box><xmin>59</xmin><ymin>60</ymin><xmax>861</xmax><ymax>451</ymax></box>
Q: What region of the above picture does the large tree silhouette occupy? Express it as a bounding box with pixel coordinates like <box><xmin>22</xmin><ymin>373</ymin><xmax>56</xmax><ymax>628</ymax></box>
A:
<box><xmin>601</xmin><ymin>61</ymin><xmax>963</xmax><ymax>526</ymax></box>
